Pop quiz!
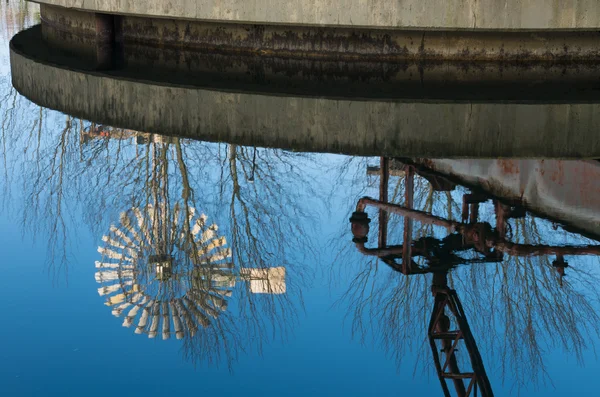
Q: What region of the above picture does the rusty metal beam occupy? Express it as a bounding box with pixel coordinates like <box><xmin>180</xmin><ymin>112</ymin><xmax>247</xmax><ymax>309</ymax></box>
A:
<box><xmin>402</xmin><ymin>167</ymin><xmax>414</xmax><ymax>274</ymax></box>
<box><xmin>429</xmin><ymin>273</ymin><xmax>494</xmax><ymax>397</ymax></box>
<box><xmin>378</xmin><ymin>157</ymin><xmax>389</xmax><ymax>248</ymax></box>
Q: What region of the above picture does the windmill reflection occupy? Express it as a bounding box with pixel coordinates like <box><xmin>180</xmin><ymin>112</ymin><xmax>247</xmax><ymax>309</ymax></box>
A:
<box><xmin>72</xmin><ymin>125</ymin><xmax>296</xmax><ymax>364</ymax></box>
<box><xmin>96</xmin><ymin>204</ymin><xmax>285</xmax><ymax>340</ymax></box>
<box><xmin>350</xmin><ymin>158</ymin><xmax>600</xmax><ymax>397</ymax></box>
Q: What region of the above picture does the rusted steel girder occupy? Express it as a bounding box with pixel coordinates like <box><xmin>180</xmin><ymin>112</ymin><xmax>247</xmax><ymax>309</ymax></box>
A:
<box><xmin>429</xmin><ymin>272</ymin><xmax>494</xmax><ymax>397</ymax></box>
<box><xmin>378</xmin><ymin>157</ymin><xmax>389</xmax><ymax>248</ymax></box>
<box><xmin>402</xmin><ymin>166</ymin><xmax>415</xmax><ymax>274</ymax></box>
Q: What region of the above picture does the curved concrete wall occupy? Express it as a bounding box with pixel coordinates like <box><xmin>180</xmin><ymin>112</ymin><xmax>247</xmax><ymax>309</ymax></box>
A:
<box><xmin>37</xmin><ymin>4</ymin><xmax>600</xmax><ymax>62</ymax></box>
<box><xmin>32</xmin><ymin>0</ymin><xmax>600</xmax><ymax>29</ymax></box>
<box><xmin>10</xmin><ymin>29</ymin><xmax>600</xmax><ymax>158</ymax></box>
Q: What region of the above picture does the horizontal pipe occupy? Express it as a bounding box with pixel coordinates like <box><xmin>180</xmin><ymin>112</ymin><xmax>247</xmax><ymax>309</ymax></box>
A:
<box><xmin>357</xmin><ymin>197</ymin><xmax>460</xmax><ymax>230</ymax></box>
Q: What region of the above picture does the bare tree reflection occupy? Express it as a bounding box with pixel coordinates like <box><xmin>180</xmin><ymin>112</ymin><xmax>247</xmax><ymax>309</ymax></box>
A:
<box><xmin>339</xmin><ymin>158</ymin><xmax>600</xmax><ymax>392</ymax></box>
<box><xmin>10</xmin><ymin>119</ymin><xmax>316</xmax><ymax>368</ymax></box>
<box><xmin>219</xmin><ymin>144</ymin><xmax>317</xmax><ymax>342</ymax></box>
<box><xmin>0</xmin><ymin>5</ymin><xmax>44</xmax><ymax>262</ymax></box>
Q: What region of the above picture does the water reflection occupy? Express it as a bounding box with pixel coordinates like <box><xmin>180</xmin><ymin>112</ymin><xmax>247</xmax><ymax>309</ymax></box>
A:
<box><xmin>12</xmin><ymin>118</ymin><xmax>316</xmax><ymax>367</ymax></box>
<box><xmin>344</xmin><ymin>158</ymin><xmax>600</xmax><ymax>393</ymax></box>
<box><xmin>96</xmin><ymin>202</ymin><xmax>285</xmax><ymax>341</ymax></box>
<box><xmin>5</xmin><ymin>111</ymin><xmax>600</xmax><ymax>391</ymax></box>
<box><xmin>3</xmin><ymin>2</ymin><xmax>600</xmax><ymax>393</ymax></box>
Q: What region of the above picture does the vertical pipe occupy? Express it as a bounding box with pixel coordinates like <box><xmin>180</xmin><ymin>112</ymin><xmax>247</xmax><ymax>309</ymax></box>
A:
<box><xmin>378</xmin><ymin>157</ymin><xmax>389</xmax><ymax>248</ymax></box>
<box><xmin>495</xmin><ymin>200</ymin><xmax>508</xmax><ymax>239</ymax></box>
<box><xmin>402</xmin><ymin>166</ymin><xmax>414</xmax><ymax>274</ymax></box>
<box><xmin>469</xmin><ymin>203</ymin><xmax>479</xmax><ymax>224</ymax></box>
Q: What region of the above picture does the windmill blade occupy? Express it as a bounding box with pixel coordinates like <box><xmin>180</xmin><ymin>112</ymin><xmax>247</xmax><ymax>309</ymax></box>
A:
<box><xmin>112</xmin><ymin>293</ymin><xmax>142</xmax><ymax>316</ymax></box>
<box><xmin>120</xmin><ymin>211</ymin><xmax>144</xmax><ymax>246</ymax></box>
<box><xmin>169</xmin><ymin>204</ymin><xmax>181</xmax><ymax>242</ymax></box>
<box><xmin>148</xmin><ymin>302</ymin><xmax>160</xmax><ymax>338</ymax></box>
<box><xmin>198</xmin><ymin>237</ymin><xmax>227</xmax><ymax>257</ymax></box>
<box><xmin>162</xmin><ymin>302</ymin><xmax>170</xmax><ymax>340</ymax></box>
<box><xmin>191</xmin><ymin>213</ymin><xmax>208</xmax><ymax>236</ymax></box>
<box><xmin>170</xmin><ymin>301</ymin><xmax>184</xmax><ymax>340</ymax></box>
<box><xmin>132</xmin><ymin>207</ymin><xmax>153</xmax><ymax>247</ymax></box>
<box><xmin>105</xmin><ymin>293</ymin><xmax>127</xmax><ymax>306</ymax></box>
<box><xmin>147</xmin><ymin>205</ymin><xmax>159</xmax><ymax>246</ymax></box>
<box><xmin>178</xmin><ymin>209</ymin><xmax>198</xmax><ymax>244</ymax></box>
<box><xmin>185</xmin><ymin>207</ymin><xmax>196</xmax><ymax>224</ymax></box>
<box><xmin>176</xmin><ymin>299</ymin><xmax>198</xmax><ymax>336</ymax></box>
<box><xmin>123</xmin><ymin>296</ymin><xmax>149</xmax><ymax>327</ymax></box>
<box><xmin>104</xmin><ymin>283</ymin><xmax>140</xmax><ymax>305</ymax></box>
<box><xmin>95</xmin><ymin>261</ymin><xmax>134</xmax><ymax>270</ymax></box>
<box><xmin>189</xmin><ymin>289</ymin><xmax>228</xmax><ymax>312</ymax></box>
<box><xmin>135</xmin><ymin>300</ymin><xmax>154</xmax><ymax>334</ymax></box>
<box><xmin>98</xmin><ymin>281</ymin><xmax>133</xmax><ymax>296</ymax></box>
<box><xmin>199</xmin><ymin>249</ymin><xmax>232</xmax><ymax>264</ymax></box>
<box><xmin>199</xmin><ymin>225</ymin><xmax>218</xmax><ymax>244</ymax></box>
<box><xmin>109</xmin><ymin>225</ymin><xmax>138</xmax><ymax>249</ymax></box>
<box><xmin>97</xmin><ymin>247</ymin><xmax>134</xmax><ymax>262</ymax></box>
<box><xmin>95</xmin><ymin>261</ymin><xmax>120</xmax><ymax>269</ymax></box>
<box><xmin>190</xmin><ymin>294</ymin><xmax>223</xmax><ymax>319</ymax></box>
<box><xmin>195</xmin><ymin>263</ymin><xmax>235</xmax><ymax>272</ymax></box>
<box><xmin>95</xmin><ymin>270</ymin><xmax>134</xmax><ymax>282</ymax></box>
<box><xmin>102</xmin><ymin>235</ymin><xmax>139</xmax><ymax>258</ymax></box>
<box><xmin>209</xmin><ymin>288</ymin><xmax>233</xmax><ymax>298</ymax></box>
<box><xmin>183</xmin><ymin>297</ymin><xmax>212</xmax><ymax>327</ymax></box>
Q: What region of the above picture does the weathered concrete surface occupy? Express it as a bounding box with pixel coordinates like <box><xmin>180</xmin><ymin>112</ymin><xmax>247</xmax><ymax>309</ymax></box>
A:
<box><xmin>39</xmin><ymin>4</ymin><xmax>600</xmax><ymax>61</ymax></box>
<box><xmin>413</xmin><ymin>159</ymin><xmax>600</xmax><ymax>239</ymax></box>
<box><xmin>10</xmin><ymin>27</ymin><xmax>600</xmax><ymax>158</ymax></box>
<box><xmin>31</xmin><ymin>0</ymin><xmax>600</xmax><ymax>29</ymax></box>
<box><xmin>33</xmin><ymin>23</ymin><xmax>600</xmax><ymax>102</ymax></box>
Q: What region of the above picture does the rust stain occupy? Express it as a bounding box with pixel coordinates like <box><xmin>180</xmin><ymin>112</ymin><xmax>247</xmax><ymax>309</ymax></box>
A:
<box><xmin>499</xmin><ymin>159</ymin><xmax>520</xmax><ymax>175</ymax></box>
<box><xmin>549</xmin><ymin>161</ymin><xmax>565</xmax><ymax>184</ymax></box>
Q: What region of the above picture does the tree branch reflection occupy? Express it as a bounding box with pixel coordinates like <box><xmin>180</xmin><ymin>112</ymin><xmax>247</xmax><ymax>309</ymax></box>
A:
<box><xmin>340</xmin><ymin>159</ymin><xmax>600</xmax><ymax>392</ymax></box>
<box><xmin>9</xmin><ymin>118</ymin><xmax>317</xmax><ymax>369</ymax></box>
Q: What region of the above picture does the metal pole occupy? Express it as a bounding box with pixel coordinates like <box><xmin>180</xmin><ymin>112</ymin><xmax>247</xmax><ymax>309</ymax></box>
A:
<box><xmin>403</xmin><ymin>166</ymin><xmax>414</xmax><ymax>274</ymax></box>
<box><xmin>378</xmin><ymin>157</ymin><xmax>389</xmax><ymax>247</ymax></box>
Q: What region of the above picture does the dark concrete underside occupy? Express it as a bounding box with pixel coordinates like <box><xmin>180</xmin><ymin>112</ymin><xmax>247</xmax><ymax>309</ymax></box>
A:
<box><xmin>10</xmin><ymin>26</ymin><xmax>600</xmax><ymax>158</ymax></box>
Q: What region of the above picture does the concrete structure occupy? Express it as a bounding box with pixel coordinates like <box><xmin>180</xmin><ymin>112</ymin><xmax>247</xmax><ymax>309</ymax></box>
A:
<box><xmin>30</xmin><ymin>0</ymin><xmax>600</xmax><ymax>29</ymax></box>
<box><xmin>30</xmin><ymin>0</ymin><xmax>600</xmax><ymax>61</ymax></box>
<box><xmin>10</xmin><ymin>26</ymin><xmax>600</xmax><ymax>158</ymax></box>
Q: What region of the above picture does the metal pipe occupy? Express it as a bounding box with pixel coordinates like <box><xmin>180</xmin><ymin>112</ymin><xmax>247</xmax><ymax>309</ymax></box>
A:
<box><xmin>403</xmin><ymin>167</ymin><xmax>414</xmax><ymax>274</ymax></box>
<box><xmin>378</xmin><ymin>157</ymin><xmax>389</xmax><ymax>248</ymax></box>
<box><xmin>356</xmin><ymin>197</ymin><xmax>460</xmax><ymax>230</ymax></box>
